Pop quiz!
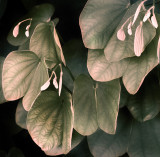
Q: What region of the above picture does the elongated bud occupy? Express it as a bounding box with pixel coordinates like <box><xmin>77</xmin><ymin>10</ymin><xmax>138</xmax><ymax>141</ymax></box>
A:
<box><xmin>127</xmin><ymin>21</ymin><xmax>132</xmax><ymax>35</ymax></box>
<box><xmin>117</xmin><ymin>28</ymin><xmax>126</xmax><ymax>41</ymax></box>
<box><xmin>143</xmin><ymin>10</ymin><xmax>151</xmax><ymax>22</ymax></box>
<box><xmin>134</xmin><ymin>21</ymin><xmax>144</xmax><ymax>56</ymax></box>
<box><xmin>41</xmin><ymin>80</ymin><xmax>50</xmax><ymax>91</ymax></box>
<box><xmin>58</xmin><ymin>71</ymin><xmax>63</xmax><ymax>96</ymax></box>
<box><xmin>25</xmin><ymin>30</ymin><xmax>29</xmax><ymax>37</ymax></box>
<box><xmin>53</xmin><ymin>77</ymin><xmax>58</xmax><ymax>89</ymax></box>
<box><xmin>132</xmin><ymin>0</ymin><xmax>147</xmax><ymax>26</ymax></box>
<box><xmin>13</xmin><ymin>24</ymin><xmax>20</xmax><ymax>37</ymax></box>
<box><xmin>157</xmin><ymin>36</ymin><xmax>160</xmax><ymax>62</ymax></box>
<box><xmin>151</xmin><ymin>14</ymin><xmax>158</xmax><ymax>28</ymax></box>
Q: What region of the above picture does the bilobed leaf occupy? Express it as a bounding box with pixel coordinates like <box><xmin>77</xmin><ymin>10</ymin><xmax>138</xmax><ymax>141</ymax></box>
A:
<box><xmin>73</xmin><ymin>75</ymin><xmax>98</xmax><ymax>135</ymax></box>
<box><xmin>104</xmin><ymin>12</ymin><xmax>156</xmax><ymax>62</ymax></box>
<box><xmin>45</xmin><ymin>130</ymin><xmax>84</xmax><ymax>156</ymax></box>
<box><xmin>15</xmin><ymin>99</ymin><xmax>28</xmax><ymax>129</ymax></box>
<box><xmin>7</xmin><ymin>3</ymin><xmax>55</xmax><ymax>46</ymax></box>
<box><xmin>88</xmin><ymin>109</ymin><xmax>160</xmax><ymax>157</ymax></box>
<box><xmin>87</xmin><ymin>49</ymin><xmax>129</xmax><ymax>82</ymax></box>
<box><xmin>88</xmin><ymin>110</ymin><xmax>132</xmax><ymax>157</ymax></box>
<box><xmin>96</xmin><ymin>80</ymin><xmax>120</xmax><ymax>134</ymax></box>
<box><xmin>79</xmin><ymin>0</ymin><xmax>130</xmax><ymax>49</ymax></box>
<box><xmin>127</xmin><ymin>78</ymin><xmax>160</xmax><ymax>122</ymax></box>
<box><xmin>27</xmin><ymin>90</ymin><xmax>74</xmax><ymax>154</ymax></box>
<box><xmin>73</xmin><ymin>74</ymin><xmax>120</xmax><ymax>135</ymax></box>
<box><xmin>2</xmin><ymin>51</ymin><xmax>49</xmax><ymax>110</ymax></box>
<box><xmin>0</xmin><ymin>57</ymin><xmax>7</xmax><ymax>104</ymax></box>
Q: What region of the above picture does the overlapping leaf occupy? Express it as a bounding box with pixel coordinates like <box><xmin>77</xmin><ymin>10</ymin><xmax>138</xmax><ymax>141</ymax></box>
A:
<box><xmin>73</xmin><ymin>74</ymin><xmax>120</xmax><ymax>135</ymax></box>
<box><xmin>2</xmin><ymin>51</ymin><xmax>49</xmax><ymax>110</ymax></box>
<box><xmin>27</xmin><ymin>90</ymin><xmax>74</xmax><ymax>154</ymax></box>
<box><xmin>88</xmin><ymin>109</ymin><xmax>160</xmax><ymax>157</ymax></box>
<box><xmin>7</xmin><ymin>3</ymin><xmax>55</xmax><ymax>46</ymax></box>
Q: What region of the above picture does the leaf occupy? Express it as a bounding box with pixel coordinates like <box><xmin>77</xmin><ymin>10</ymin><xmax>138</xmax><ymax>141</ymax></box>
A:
<box><xmin>2</xmin><ymin>51</ymin><xmax>49</xmax><ymax>111</ymax></box>
<box><xmin>30</xmin><ymin>22</ymin><xmax>64</xmax><ymax>66</ymax></box>
<box><xmin>27</xmin><ymin>90</ymin><xmax>74</xmax><ymax>154</ymax></box>
<box><xmin>0</xmin><ymin>57</ymin><xmax>7</xmax><ymax>104</ymax></box>
<box><xmin>127</xmin><ymin>77</ymin><xmax>160</xmax><ymax>122</ymax></box>
<box><xmin>87</xmin><ymin>49</ymin><xmax>129</xmax><ymax>82</ymax></box>
<box><xmin>15</xmin><ymin>99</ymin><xmax>28</xmax><ymax>129</ymax></box>
<box><xmin>7</xmin><ymin>3</ymin><xmax>54</xmax><ymax>46</ymax></box>
<box><xmin>104</xmin><ymin>12</ymin><xmax>156</xmax><ymax>62</ymax></box>
<box><xmin>79</xmin><ymin>0</ymin><xmax>130</xmax><ymax>49</ymax></box>
<box><xmin>88</xmin><ymin>110</ymin><xmax>132</xmax><ymax>157</ymax></box>
<box><xmin>73</xmin><ymin>75</ymin><xmax>98</xmax><ymax>135</ymax></box>
<box><xmin>73</xmin><ymin>74</ymin><xmax>120</xmax><ymax>135</ymax></box>
<box><xmin>88</xmin><ymin>109</ymin><xmax>160</xmax><ymax>157</ymax></box>
<box><xmin>45</xmin><ymin>130</ymin><xmax>84</xmax><ymax>156</ymax></box>
<box><xmin>122</xmin><ymin>36</ymin><xmax>159</xmax><ymax>94</ymax></box>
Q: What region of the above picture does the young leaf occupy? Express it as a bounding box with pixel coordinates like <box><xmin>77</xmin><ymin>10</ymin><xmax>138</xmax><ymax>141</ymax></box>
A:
<box><xmin>27</xmin><ymin>90</ymin><xmax>74</xmax><ymax>154</ymax></box>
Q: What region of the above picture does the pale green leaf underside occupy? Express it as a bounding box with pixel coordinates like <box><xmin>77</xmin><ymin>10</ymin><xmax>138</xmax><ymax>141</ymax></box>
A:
<box><xmin>88</xmin><ymin>110</ymin><xmax>160</xmax><ymax>157</ymax></box>
<box><xmin>73</xmin><ymin>74</ymin><xmax>120</xmax><ymax>135</ymax></box>
<box><xmin>80</xmin><ymin>0</ymin><xmax>130</xmax><ymax>49</ymax></box>
<box><xmin>27</xmin><ymin>90</ymin><xmax>74</xmax><ymax>154</ymax></box>
<box><xmin>104</xmin><ymin>12</ymin><xmax>156</xmax><ymax>62</ymax></box>
<box><xmin>7</xmin><ymin>3</ymin><xmax>55</xmax><ymax>46</ymax></box>
<box><xmin>15</xmin><ymin>99</ymin><xmax>28</xmax><ymax>129</ymax></box>
<box><xmin>2</xmin><ymin>51</ymin><xmax>39</xmax><ymax>101</ymax></box>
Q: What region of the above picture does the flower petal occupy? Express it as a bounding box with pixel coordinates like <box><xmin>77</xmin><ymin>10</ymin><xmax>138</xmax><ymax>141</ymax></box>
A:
<box><xmin>13</xmin><ymin>24</ymin><xmax>20</xmax><ymax>37</ymax></box>
<box><xmin>151</xmin><ymin>14</ymin><xmax>158</xmax><ymax>28</ymax></box>
<box><xmin>134</xmin><ymin>22</ymin><xmax>144</xmax><ymax>57</ymax></box>
<box><xmin>117</xmin><ymin>28</ymin><xmax>126</xmax><ymax>41</ymax></box>
<box><xmin>41</xmin><ymin>80</ymin><xmax>50</xmax><ymax>91</ymax></box>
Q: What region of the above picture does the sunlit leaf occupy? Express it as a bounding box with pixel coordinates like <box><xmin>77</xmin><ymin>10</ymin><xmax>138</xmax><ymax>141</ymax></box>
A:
<box><xmin>2</xmin><ymin>51</ymin><xmax>49</xmax><ymax>111</ymax></box>
<box><xmin>79</xmin><ymin>0</ymin><xmax>130</xmax><ymax>49</ymax></box>
<box><xmin>73</xmin><ymin>74</ymin><xmax>120</xmax><ymax>135</ymax></box>
<box><xmin>27</xmin><ymin>90</ymin><xmax>74</xmax><ymax>154</ymax></box>
<box><xmin>15</xmin><ymin>99</ymin><xmax>28</xmax><ymax>129</ymax></box>
<box><xmin>87</xmin><ymin>49</ymin><xmax>129</xmax><ymax>82</ymax></box>
<box><xmin>7</xmin><ymin>3</ymin><xmax>54</xmax><ymax>46</ymax></box>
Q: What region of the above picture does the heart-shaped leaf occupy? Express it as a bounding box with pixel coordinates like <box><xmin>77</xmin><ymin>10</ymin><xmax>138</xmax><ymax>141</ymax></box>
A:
<box><xmin>2</xmin><ymin>50</ymin><xmax>49</xmax><ymax>110</ymax></box>
<box><xmin>87</xmin><ymin>49</ymin><xmax>129</xmax><ymax>82</ymax></box>
<box><xmin>79</xmin><ymin>0</ymin><xmax>130</xmax><ymax>49</ymax></box>
<box><xmin>27</xmin><ymin>90</ymin><xmax>74</xmax><ymax>154</ymax></box>
<box><xmin>73</xmin><ymin>74</ymin><xmax>120</xmax><ymax>135</ymax></box>
<box><xmin>88</xmin><ymin>109</ymin><xmax>160</xmax><ymax>157</ymax></box>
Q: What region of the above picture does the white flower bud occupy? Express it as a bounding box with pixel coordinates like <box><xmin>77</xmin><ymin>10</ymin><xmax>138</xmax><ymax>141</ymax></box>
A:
<box><xmin>117</xmin><ymin>28</ymin><xmax>126</xmax><ymax>41</ymax></box>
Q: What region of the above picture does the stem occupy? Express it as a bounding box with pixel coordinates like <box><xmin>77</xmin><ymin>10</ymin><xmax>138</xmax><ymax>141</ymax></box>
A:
<box><xmin>65</xmin><ymin>65</ymin><xmax>75</xmax><ymax>82</ymax></box>
<box><xmin>153</xmin><ymin>0</ymin><xmax>155</xmax><ymax>6</ymax></box>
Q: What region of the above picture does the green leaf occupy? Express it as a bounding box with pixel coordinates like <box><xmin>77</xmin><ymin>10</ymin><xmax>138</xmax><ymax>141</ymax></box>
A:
<box><xmin>27</xmin><ymin>90</ymin><xmax>74</xmax><ymax>154</ymax></box>
<box><xmin>15</xmin><ymin>99</ymin><xmax>27</xmax><ymax>129</ymax></box>
<box><xmin>0</xmin><ymin>57</ymin><xmax>7</xmax><ymax>104</ymax></box>
<box><xmin>88</xmin><ymin>110</ymin><xmax>131</xmax><ymax>157</ymax></box>
<box><xmin>73</xmin><ymin>74</ymin><xmax>120</xmax><ymax>135</ymax></box>
<box><xmin>104</xmin><ymin>12</ymin><xmax>156</xmax><ymax>62</ymax></box>
<box><xmin>8</xmin><ymin>147</ymin><xmax>25</xmax><ymax>157</ymax></box>
<box><xmin>30</xmin><ymin>22</ymin><xmax>65</xmax><ymax>66</ymax></box>
<box><xmin>79</xmin><ymin>0</ymin><xmax>130</xmax><ymax>49</ymax></box>
<box><xmin>2</xmin><ymin>51</ymin><xmax>49</xmax><ymax>110</ymax></box>
<box><xmin>45</xmin><ymin>130</ymin><xmax>84</xmax><ymax>156</ymax></box>
<box><xmin>87</xmin><ymin>49</ymin><xmax>129</xmax><ymax>82</ymax></box>
<box><xmin>7</xmin><ymin>3</ymin><xmax>54</xmax><ymax>46</ymax></box>
<box><xmin>127</xmin><ymin>77</ymin><xmax>160</xmax><ymax>122</ymax></box>
<box><xmin>88</xmin><ymin>109</ymin><xmax>160</xmax><ymax>157</ymax></box>
<box><xmin>73</xmin><ymin>75</ymin><xmax>98</xmax><ymax>135</ymax></box>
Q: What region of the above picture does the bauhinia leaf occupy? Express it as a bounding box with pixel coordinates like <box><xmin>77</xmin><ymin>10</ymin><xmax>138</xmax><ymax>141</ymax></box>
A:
<box><xmin>88</xmin><ymin>109</ymin><xmax>160</xmax><ymax>157</ymax></box>
<box><xmin>27</xmin><ymin>90</ymin><xmax>74</xmax><ymax>154</ymax></box>
<box><xmin>73</xmin><ymin>74</ymin><xmax>120</xmax><ymax>135</ymax></box>
<box><xmin>87</xmin><ymin>49</ymin><xmax>129</xmax><ymax>82</ymax></box>
<box><xmin>79</xmin><ymin>0</ymin><xmax>130</xmax><ymax>49</ymax></box>
<box><xmin>2</xmin><ymin>51</ymin><xmax>49</xmax><ymax>110</ymax></box>
<box><xmin>15</xmin><ymin>99</ymin><xmax>28</xmax><ymax>129</ymax></box>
